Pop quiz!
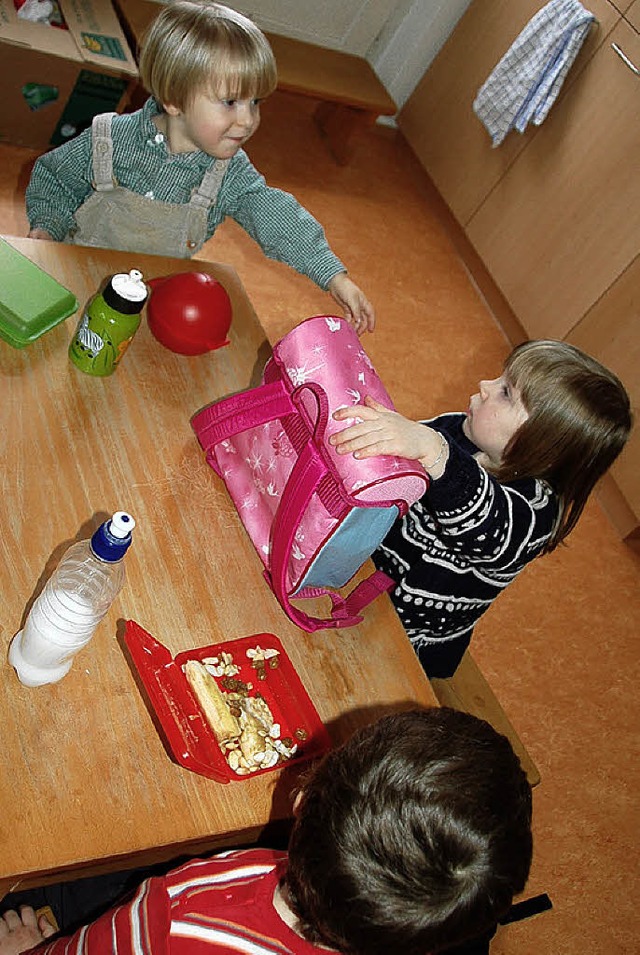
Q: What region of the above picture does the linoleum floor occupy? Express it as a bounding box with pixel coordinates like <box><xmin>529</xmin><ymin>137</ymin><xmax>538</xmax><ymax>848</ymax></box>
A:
<box><xmin>1</xmin><ymin>91</ymin><xmax>638</xmax><ymax>954</ymax></box>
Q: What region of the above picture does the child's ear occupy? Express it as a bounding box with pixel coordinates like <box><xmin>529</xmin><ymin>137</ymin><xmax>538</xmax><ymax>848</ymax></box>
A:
<box><xmin>163</xmin><ymin>102</ymin><xmax>182</xmax><ymax>116</ymax></box>
<box><xmin>292</xmin><ymin>790</ymin><xmax>304</xmax><ymax>815</ymax></box>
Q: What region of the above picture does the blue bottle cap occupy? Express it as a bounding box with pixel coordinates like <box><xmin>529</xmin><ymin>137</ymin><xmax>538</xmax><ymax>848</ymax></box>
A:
<box><xmin>90</xmin><ymin>511</ymin><xmax>136</xmax><ymax>562</ymax></box>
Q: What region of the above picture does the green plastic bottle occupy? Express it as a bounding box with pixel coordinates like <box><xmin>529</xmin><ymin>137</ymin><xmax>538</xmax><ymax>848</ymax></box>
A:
<box><xmin>69</xmin><ymin>269</ymin><xmax>148</xmax><ymax>376</ymax></box>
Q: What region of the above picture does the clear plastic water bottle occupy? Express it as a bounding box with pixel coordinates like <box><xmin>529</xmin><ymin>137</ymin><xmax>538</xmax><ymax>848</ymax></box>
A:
<box><xmin>9</xmin><ymin>512</ymin><xmax>135</xmax><ymax>687</ymax></box>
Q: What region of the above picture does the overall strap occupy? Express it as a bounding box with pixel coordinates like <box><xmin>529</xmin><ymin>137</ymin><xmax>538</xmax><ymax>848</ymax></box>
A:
<box><xmin>91</xmin><ymin>112</ymin><xmax>118</xmax><ymax>192</ymax></box>
<box><xmin>189</xmin><ymin>159</ymin><xmax>229</xmax><ymax>209</ymax></box>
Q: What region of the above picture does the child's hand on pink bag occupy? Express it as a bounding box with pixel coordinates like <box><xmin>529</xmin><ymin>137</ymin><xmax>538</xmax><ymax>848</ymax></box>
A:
<box><xmin>328</xmin><ymin>273</ymin><xmax>375</xmax><ymax>334</ymax></box>
<box><xmin>331</xmin><ymin>397</ymin><xmax>449</xmax><ymax>476</ymax></box>
<box><xmin>331</xmin><ymin>397</ymin><xmax>426</xmax><ymax>459</ymax></box>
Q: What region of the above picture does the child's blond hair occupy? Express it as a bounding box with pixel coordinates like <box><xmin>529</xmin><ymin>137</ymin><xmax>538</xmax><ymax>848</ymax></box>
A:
<box><xmin>139</xmin><ymin>1</ymin><xmax>277</xmax><ymax>110</ymax></box>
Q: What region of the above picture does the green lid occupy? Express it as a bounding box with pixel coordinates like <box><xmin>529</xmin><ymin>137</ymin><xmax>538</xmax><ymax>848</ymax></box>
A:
<box><xmin>0</xmin><ymin>238</ymin><xmax>79</xmax><ymax>348</ymax></box>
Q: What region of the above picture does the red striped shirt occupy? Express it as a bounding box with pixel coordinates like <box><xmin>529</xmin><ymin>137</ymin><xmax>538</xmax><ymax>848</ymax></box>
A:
<box><xmin>31</xmin><ymin>850</ymin><xmax>322</xmax><ymax>954</ymax></box>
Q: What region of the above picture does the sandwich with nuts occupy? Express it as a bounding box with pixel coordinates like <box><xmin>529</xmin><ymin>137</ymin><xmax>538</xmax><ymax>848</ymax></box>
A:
<box><xmin>183</xmin><ymin>651</ymin><xmax>299</xmax><ymax>776</ymax></box>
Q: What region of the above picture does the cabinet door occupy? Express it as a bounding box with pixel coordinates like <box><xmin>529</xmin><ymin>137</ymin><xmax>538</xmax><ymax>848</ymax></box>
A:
<box><xmin>625</xmin><ymin>0</ymin><xmax>640</xmax><ymax>30</ymax></box>
<box><xmin>611</xmin><ymin>0</ymin><xmax>636</xmax><ymax>14</ymax></box>
<box><xmin>397</xmin><ymin>0</ymin><xmax>618</xmax><ymax>225</ymax></box>
<box><xmin>466</xmin><ymin>17</ymin><xmax>640</xmax><ymax>340</ymax></box>
<box><xmin>567</xmin><ymin>256</ymin><xmax>640</xmax><ymax>534</ymax></box>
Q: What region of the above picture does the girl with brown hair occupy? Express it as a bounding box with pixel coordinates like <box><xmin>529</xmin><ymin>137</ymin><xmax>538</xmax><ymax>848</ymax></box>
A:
<box><xmin>331</xmin><ymin>340</ymin><xmax>632</xmax><ymax>677</ymax></box>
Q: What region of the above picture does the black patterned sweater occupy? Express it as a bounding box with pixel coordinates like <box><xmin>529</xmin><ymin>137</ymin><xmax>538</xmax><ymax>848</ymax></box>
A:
<box><xmin>373</xmin><ymin>413</ymin><xmax>558</xmax><ymax>677</ymax></box>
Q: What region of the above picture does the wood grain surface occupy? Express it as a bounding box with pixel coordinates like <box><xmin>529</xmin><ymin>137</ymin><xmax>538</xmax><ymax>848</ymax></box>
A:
<box><xmin>0</xmin><ymin>237</ymin><xmax>434</xmax><ymax>898</ymax></box>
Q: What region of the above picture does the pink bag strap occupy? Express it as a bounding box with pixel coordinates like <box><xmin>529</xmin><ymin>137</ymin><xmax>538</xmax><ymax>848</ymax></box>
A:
<box><xmin>266</xmin><ymin>439</ymin><xmax>395</xmax><ymax>632</ymax></box>
<box><xmin>191</xmin><ymin>380</ymin><xmax>295</xmax><ymax>473</ymax></box>
<box><xmin>192</xmin><ymin>377</ymin><xmax>395</xmax><ymax>631</ymax></box>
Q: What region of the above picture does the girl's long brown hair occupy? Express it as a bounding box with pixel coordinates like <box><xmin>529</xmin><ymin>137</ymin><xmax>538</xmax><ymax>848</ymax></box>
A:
<box><xmin>493</xmin><ymin>341</ymin><xmax>631</xmax><ymax>551</ymax></box>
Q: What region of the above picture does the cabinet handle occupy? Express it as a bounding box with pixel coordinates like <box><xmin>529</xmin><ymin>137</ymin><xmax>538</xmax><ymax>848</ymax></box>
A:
<box><xmin>611</xmin><ymin>42</ymin><xmax>640</xmax><ymax>77</ymax></box>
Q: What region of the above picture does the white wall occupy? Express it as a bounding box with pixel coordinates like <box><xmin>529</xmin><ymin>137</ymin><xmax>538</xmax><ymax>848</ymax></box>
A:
<box><xmin>367</xmin><ymin>0</ymin><xmax>472</xmax><ymax>110</ymax></box>
<box><xmin>144</xmin><ymin>0</ymin><xmax>472</xmax><ymax>110</ymax></box>
<box><xmin>225</xmin><ymin>0</ymin><xmax>405</xmax><ymax>55</ymax></box>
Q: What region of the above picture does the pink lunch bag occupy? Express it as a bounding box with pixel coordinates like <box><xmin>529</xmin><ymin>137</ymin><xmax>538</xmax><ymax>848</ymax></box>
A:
<box><xmin>191</xmin><ymin>315</ymin><xmax>429</xmax><ymax>632</ymax></box>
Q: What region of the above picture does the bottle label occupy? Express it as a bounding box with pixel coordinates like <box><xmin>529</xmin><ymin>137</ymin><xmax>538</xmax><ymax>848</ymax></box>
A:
<box><xmin>69</xmin><ymin>299</ymin><xmax>139</xmax><ymax>377</ymax></box>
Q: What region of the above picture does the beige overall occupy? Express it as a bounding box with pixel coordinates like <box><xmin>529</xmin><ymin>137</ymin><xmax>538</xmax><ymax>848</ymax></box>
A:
<box><xmin>66</xmin><ymin>112</ymin><xmax>228</xmax><ymax>258</ymax></box>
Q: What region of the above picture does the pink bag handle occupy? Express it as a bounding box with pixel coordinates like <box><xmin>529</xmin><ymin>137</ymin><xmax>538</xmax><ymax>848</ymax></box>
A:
<box><xmin>192</xmin><ymin>380</ymin><xmax>295</xmax><ymax>474</ymax></box>
<box><xmin>266</xmin><ymin>386</ymin><xmax>395</xmax><ymax>632</ymax></box>
<box><xmin>267</xmin><ymin>437</ymin><xmax>394</xmax><ymax>632</ymax></box>
<box><xmin>192</xmin><ymin>379</ymin><xmax>396</xmax><ymax>631</ymax></box>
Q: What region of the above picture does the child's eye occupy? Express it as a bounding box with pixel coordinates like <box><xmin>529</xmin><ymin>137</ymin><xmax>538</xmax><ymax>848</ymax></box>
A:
<box><xmin>219</xmin><ymin>98</ymin><xmax>261</xmax><ymax>110</ymax></box>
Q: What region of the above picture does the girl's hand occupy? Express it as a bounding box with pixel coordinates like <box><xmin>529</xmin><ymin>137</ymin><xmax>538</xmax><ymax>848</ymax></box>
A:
<box><xmin>0</xmin><ymin>907</ymin><xmax>57</xmax><ymax>954</ymax></box>
<box><xmin>331</xmin><ymin>397</ymin><xmax>432</xmax><ymax>461</ymax></box>
<box><xmin>331</xmin><ymin>397</ymin><xmax>449</xmax><ymax>476</ymax></box>
<box><xmin>327</xmin><ymin>273</ymin><xmax>375</xmax><ymax>334</ymax></box>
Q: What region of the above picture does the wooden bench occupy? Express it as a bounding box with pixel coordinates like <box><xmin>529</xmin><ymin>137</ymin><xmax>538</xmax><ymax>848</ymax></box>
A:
<box><xmin>429</xmin><ymin>651</ymin><xmax>541</xmax><ymax>788</ymax></box>
<box><xmin>113</xmin><ymin>0</ymin><xmax>396</xmax><ymax>164</ymax></box>
<box><xmin>266</xmin><ymin>33</ymin><xmax>397</xmax><ymax>164</ymax></box>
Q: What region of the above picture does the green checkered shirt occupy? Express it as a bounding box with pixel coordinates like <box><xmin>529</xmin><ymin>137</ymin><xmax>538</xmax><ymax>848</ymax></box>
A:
<box><xmin>26</xmin><ymin>97</ymin><xmax>345</xmax><ymax>289</ymax></box>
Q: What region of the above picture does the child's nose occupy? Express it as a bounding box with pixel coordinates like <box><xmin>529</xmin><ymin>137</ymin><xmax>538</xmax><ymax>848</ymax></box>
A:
<box><xmin>235</xmin><ymin>103</ymin><xmax>255</xmax><ymax>127</ymax></box>
<box><xmin>479</xmin><ymin>379</ymin><xmax>490</xmax><ymax>399</ymax></box>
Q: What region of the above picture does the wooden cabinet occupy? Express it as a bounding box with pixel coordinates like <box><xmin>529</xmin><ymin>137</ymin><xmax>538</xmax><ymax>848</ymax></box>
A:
<box><xmin>398</xmin><ymin>0</ymin><xmax>640</xmax><ymax>540</ymax></box>
<box><xmin>465</xmin><ymin>15</ymin><xmax>640</xmax><ymax>339</ymax></box>
<box><xmin>625</xmin><ymin>0</ymin><xmax>640</xmax><ymax>31</ymax></box>
<box><xmin>398</xmin><ymin>0</ymin><xmax>541</xmax><ymax>224</ymax></box>
<box><xmin>567</xmin><ymin>257</ymin><xmax>640</xmax><ymax>538</ymax></box>
<box><xmin>398</xmin><ymin>0</ymin><xmax>618</xmax><ymax>225</ymax></box>
<box><xmin>611</xmin><ymin>0</ymin><xmax>636</xmax><ymax>15</ymax></box>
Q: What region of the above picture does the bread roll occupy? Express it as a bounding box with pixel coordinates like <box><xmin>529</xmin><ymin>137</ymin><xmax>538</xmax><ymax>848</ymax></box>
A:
<box><xmin>184</xmin><ymin>659</ymin><xmax>240</xmax><ymax>744</ymax></box>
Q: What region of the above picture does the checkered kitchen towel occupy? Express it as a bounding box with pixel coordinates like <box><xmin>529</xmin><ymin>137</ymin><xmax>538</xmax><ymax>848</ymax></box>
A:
<box><xmin>473</xmin><ymin>0</ymin><xmax>595</xmax><ymax>147</ymax></box>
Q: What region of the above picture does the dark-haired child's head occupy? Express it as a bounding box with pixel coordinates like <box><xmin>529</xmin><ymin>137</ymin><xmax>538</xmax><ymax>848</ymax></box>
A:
<box><xmin>286</xmin><ymin>708</ymin><xmax>532</xmax><ymax>955</ymax></box>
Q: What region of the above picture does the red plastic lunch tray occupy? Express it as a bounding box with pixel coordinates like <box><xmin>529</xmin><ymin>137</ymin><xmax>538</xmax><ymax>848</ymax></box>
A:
<box><xmin>124</xmin><ymin>620</ymin><xmax>331</xmax><ymax>783</ymax></box>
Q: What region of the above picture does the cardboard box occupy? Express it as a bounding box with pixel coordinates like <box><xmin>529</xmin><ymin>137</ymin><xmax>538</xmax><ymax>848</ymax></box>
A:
<box><xmin>0</xmin><ymin>0</ymin><xmax>138</xmax><ymax>150</ymax></box>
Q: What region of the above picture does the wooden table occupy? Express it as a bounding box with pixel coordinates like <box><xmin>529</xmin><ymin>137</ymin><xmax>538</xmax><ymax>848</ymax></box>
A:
<box><xmin>0</xmin><ymin>237</ymin><xmax>435</xmax><ymax>899</ymax></box>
